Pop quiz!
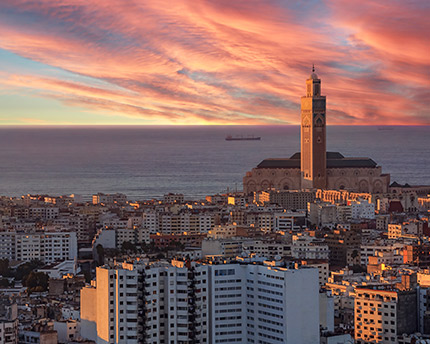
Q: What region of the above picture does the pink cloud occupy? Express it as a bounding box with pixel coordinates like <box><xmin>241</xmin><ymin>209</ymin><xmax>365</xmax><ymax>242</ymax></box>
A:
<box><xmin>0</xmin><ymin>0</ymin><xmax>428</xmax><ymax>125</ymax></box>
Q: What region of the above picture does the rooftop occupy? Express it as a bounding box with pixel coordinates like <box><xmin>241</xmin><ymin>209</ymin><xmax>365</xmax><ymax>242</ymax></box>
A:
<box><xmin>257</xmin><ymin>151</ymin><xmax>378</xmax><ymax>169</ymax></box>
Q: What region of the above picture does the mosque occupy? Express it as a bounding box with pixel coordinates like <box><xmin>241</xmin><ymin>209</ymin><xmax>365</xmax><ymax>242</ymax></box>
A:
<box><xmin>243</xmin><ymin>68</ymin><xmax>391</xmax><ymax>194</ymax></box>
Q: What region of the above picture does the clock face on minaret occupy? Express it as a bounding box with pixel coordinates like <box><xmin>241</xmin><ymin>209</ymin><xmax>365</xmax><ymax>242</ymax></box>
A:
<box><xmin>300</xmin><ymin>67</ymin><xmax>327</xmax><ymax>189</ymax></box>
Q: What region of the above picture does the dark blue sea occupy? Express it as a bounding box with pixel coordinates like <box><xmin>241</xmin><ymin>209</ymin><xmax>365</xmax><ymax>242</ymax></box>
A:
<box><xmin>0</xmin><ymin>126</ymin><xmax>428</xmax><ymax>200</ymax></box>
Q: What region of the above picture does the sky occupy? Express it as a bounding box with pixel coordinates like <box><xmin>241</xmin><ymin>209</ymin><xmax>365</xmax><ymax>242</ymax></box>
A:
<box><xmin>0</xmin><ymin>0</ymin><xmax>429</xmax><ymax>126</ymax></box>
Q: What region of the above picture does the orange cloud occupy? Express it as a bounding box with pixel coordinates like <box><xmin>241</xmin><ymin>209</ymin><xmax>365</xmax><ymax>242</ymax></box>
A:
<box><xmin>0</xmin><ymin>0</ymin><xmax>428</xmax><ymax>125</ymax></box>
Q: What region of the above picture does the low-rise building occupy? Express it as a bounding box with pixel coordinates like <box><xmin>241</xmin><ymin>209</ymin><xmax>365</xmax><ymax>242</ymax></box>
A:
<box><xmin>291</xmin><ymin>233</ymin><xmax>329</xmax><ymax>260</ymax></box>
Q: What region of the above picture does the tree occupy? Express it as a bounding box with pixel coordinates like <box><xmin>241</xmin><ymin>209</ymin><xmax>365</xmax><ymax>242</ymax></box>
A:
<box><xmin>121</xmin><ymin>241</ymin><xmax>137</xmax><ymax>253</ymax></box>
<box><xmin>15</xmin><ymin>260</ymin><xmax>44</xmax><ymax>280</ymax></box>
<box><xmin>83</xmin><ymin>270</ymin><xmax>92</xmax><ymax>283</ymax></box>
<box><xmin>0</xmin><ymin>278</ymin><xmax>10</xmax><ymax>287</ymax></box>
<box><xmin>351</xmin><ymin>265</ymin><xmax>366</xmax><ymax>273</ymax></box>
<box><xmin>23</xmin><ymin>271</ymin><xmax>49</xmax><ymax>293</ymax></box>
<box><xmin>96</xmin><ymin>244</ymin><xmax>104</xmax><ymax>266</ymax></box>
<box><xmin>0</xmin><ymin>259</ymin><xmax>11</xmax><ymax>277</ymax></box>
<box><xmin>166</xmin><ymin>240</ymin><xmax>185</xmax><ymax>251</ymax></box>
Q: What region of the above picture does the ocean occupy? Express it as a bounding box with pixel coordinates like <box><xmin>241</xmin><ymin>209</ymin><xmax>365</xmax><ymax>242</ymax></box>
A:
<box><xmin>0</xmin><ymin>126</ymin><xmax>428</xmax><ymax>200</ymax></box>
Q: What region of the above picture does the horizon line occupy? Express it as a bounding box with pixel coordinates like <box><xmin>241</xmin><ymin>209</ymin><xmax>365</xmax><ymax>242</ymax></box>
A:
<box><xmin>0</xmin><ymin>124</ymin><xmax>429</xmax><ymax>128</ymax></box>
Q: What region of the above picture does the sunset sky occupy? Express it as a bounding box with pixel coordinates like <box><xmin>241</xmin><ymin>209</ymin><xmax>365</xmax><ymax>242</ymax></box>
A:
<box><xmin>0</xmin><ymin>0</ymin><xmax>429</xmax><ymax>125</ymax></box>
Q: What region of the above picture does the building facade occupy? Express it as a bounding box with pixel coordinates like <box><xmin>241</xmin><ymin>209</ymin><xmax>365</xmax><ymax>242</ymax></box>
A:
<box><xmin>354</xmin><ymin>287</ymin><xmax>417</xmax><ymax>344</ymax></box>
<box><xmin>81</xmin><ymin>258</ymin><xmax>320</xmax><ymax>344</ymax></box>
<box><xmin>301</xmin><ymin>66</ymin><xmax>327</xmax><ymax>189</ymax></box>
<box><xmin>0</xmin><ymin>231</ymin><xmax>77</xmax><ymax>264</ymax></box>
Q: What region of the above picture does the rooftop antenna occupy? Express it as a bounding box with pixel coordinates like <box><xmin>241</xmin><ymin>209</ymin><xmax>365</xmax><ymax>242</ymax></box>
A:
<box><xmin>312</xmin><ymin>64</ymin><xmax>315</xmax><ymax>73</ymax></box>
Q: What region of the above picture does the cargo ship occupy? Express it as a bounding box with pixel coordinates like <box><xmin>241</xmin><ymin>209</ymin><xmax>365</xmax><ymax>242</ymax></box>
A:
<box><xmin>225</xmin><ymin>135</ymin><xmax>261</xmax><ymax>141</ymax></box>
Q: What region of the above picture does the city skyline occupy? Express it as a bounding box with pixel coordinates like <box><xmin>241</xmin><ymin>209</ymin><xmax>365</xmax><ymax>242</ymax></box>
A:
<box><xmin>0</xmin><ymin>0</ymin><xmax>429</xmax><ymax>126</ymax></box>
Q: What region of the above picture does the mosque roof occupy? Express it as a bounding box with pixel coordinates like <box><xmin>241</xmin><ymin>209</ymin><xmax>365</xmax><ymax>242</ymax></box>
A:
<box><xmin>257</xmin><ymin>152</ymin><xmax>378</xmax><ymax>169</ymax></box>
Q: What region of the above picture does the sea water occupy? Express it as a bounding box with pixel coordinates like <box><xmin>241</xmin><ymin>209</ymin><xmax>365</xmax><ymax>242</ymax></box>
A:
<box><xmin>0</xmin><ymin>126</ymin><xmax>428</xmax><ymax>199</ymax></box>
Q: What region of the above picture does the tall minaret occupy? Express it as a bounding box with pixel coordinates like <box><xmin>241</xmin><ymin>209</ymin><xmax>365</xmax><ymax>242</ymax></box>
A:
<box><xmin>300</xmin><ymin>66</ymin><xmax>327</xmax><ymax>189</ymax></box>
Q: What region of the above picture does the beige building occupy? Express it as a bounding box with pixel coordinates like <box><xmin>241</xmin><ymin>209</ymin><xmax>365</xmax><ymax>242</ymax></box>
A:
<box><xmin>354</xmin><ymin>287</ymin><xmax>417</xmax><ymax>344</ymax></box>
<box><xmin>243</xmin><ymin>69</ymin><xmax>390</xmax><ymax>194</ymax></box>
<box><xmin>255</xmin><ymin>189</ymin><xmax>315</xmax><ymax>210</ymax></box>
<box><xmin>207</xmin><ymin>223</ymin><xmax>248</xmax><ymax>239</ymax></box>
<box><xmin>388</xmin><ymin>221</ymin><xmax>427</xmax><ymax>239</ymax></box>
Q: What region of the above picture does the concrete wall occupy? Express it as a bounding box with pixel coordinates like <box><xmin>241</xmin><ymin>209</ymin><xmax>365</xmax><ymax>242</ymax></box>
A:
<box><xmin>397</xmin><ymin>291</ymin><xmax>418</xmax><ymax>335</ymax></box>
<box><xmin>284</xmin><ymin>267</ymin><xmax>320</xmax><ymax>344</ymax></box>
<box><xmin>96</xmin><ymin>268</ymin><xmax>110</xmax><ymax>344</ymax></box>
<box><xmin>80</xmin><ymin>286</ymin><xmax>97</xmax><ymax>341</ymax></box>
<box><xmin>320</xmin><ymin>292</ymin><xmax>335</xmax><ymax>332</ymax></box>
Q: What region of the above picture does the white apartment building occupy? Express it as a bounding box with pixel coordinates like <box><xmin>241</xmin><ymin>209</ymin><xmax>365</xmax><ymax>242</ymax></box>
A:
<box><xmin>198</xmin><ymin>214</ymin><xmax>214</xmax><ymax>233</ymax></box>
<box><xmin>127</xmin><ymin>216</ymin><xmax>143</xmax><ymax>229</ymax></box>
<box><xmin>116</xmin><ymin>227</ymin><xmax>150</xmax><ymax>246</ymax></box>
<box><xmin>92</xmin><ymin>227</ymin><xmax>150</xmax><ymax>250</ymax></box>
<box><xmin>28</xmin><ymin>206</ymin><xmax>59</xmax><ymax>220</ymax></box>
<box><xmin>376</xmin><ymin>215</ymin><xmax>390</xmax><ymax>231</ymax></box>
<box><xmin>52</xmin><ymin>320</ymin><xmax>80</xmax><ymax>343</ymax></box>
<box><xmin>102</xmin><ymin>218</ymin><xmax>128</xmax><ymax>230</ymax></box>
<box><xmin>53</xmin><ymin>214</ymin><xmax>94</xmax><ymax>242</ymax></box>
<box><xmin>244</xmin><ymin>212</ymin><xmax>274</xmax><ymax>232</ymax></box>
<box><xmin>0</xmin><ymin>231</ymin><xmax>77</xmax><ymax>264</ymax></box>
<box><xmin>336</xmin><ymin>205</ymin><xmax>352</xmax><ymax>223</ymax></box>
<box><xmin>0</xmin><ymin>319</ymin><xmax>18</xmax><ymax>344</ymax></box>
<box><xmin>256</xmin><ymin>213</ymin><xmax>273</xmax><ymax>232</ymax></box>
<box><xmin>142</xmin><ymin>212</ymin><xmax>158</xmax><ymax>233</ymax></box>
<box><xmin>81</xmin><ymin>258</ymin><xmax>320</xmax><ymax>344</ymax></box>
<box><xmin>0</xmin><ymin>232</ymin><xmax>15</xmax><ymax>260</ymax></box>
<box><xmin>81</xmin><ymin>260</ymin><xmax>209</xmax><ymax>344</ymax></box>
<box><xmin>291</xmin><ymin>234</ymin><xmax>330</xmax><ymax>260</ymax></box>
<box><xmin>202</xmin><ymin>238</ymin><xmax>245</xmax><ymax>258</ymax></box>
<box><xmin>158</xmin><ymin>213</ymin><xmax>215</xmax><ymax>234</ymax></box>
<box><xmin>9</xmin><ymin>222</ymin><xmax>36</xmax><ymax>231</ymax></box>
<box><xmin>273</xmin><ymin>211</ymin><xmax>306</xmax><ymax>232</ymax></box>
<box><xmin>17</xmin><ymin>232</ymin><xmax>77</xmax><ymax>263</ymax></box>
<box><xmin>351</xmin><ymin>199</ymin><xmax>375</xmax><ymax>220</ymax></box>
<box><xmin>241</xmin><ymin>240</ymin><xmax>291</xmax><ymax>258</ymax></box>
<box><xmin>208</xmin><ymin>261</ymin><xmax>319</xmax><ymax>344</ymax></box>
<box><xmin>308</xmin><ymin>202</ymin><xmax>337</xmax><ymax>229</ymax></box>
<box><xmin>163</xmin><ymin>193</ymin><xmax>185</xmax><ymax>204</ymax></box>
<box><xmin>360</xmin><ymin>242</ymin><xmax>405</xmax><ymax>266</ymax></box>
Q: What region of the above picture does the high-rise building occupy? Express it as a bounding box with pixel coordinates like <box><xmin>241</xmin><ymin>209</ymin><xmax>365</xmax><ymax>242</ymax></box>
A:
<box><xmin>80</xmin><ymin>258</ymin><xmax>320</xmax><ymax>344</ymax></box>
<box><xmin>301</xmin><ymin>66</ymin><xmax>327</xmax><ymax>189</ymax></box>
